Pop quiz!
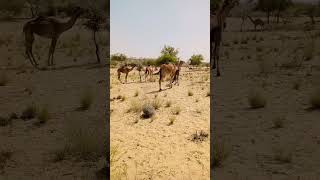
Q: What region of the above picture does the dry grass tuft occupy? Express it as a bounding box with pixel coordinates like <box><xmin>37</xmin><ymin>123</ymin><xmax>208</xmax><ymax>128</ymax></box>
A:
<box><xmin>142</xmin><ymin>104</ymin><xmax>155</xmax><ymax>118</ymax></box>
<box><xmin>167</xmin><ymin>116</ymin><xmax>176</xmax><ymax>126</ymax></box>
<box><xmin>190</xmin><ymin>130</ymin><xmax>208</xmax><ymax>143</ymax></box>
<box><xmin>0</xmin><ymin>116</ymin><xmax>11</xmax><ymax>127</ymax></box>
<box><xmin>110</xmin><ymin>146</ymin><xmax>128</xmax><ymax>179</ymax></box>
<box><xmin>127</xmin><ymin>100</ymin><xmax>142</xmax><ymax>113</ymax></box>
<box><xmin>272</xmin><ymin>117</ymin><xmax>284</xmax><ymax>129</ymax></box>
<box><xmin>248</xmin><ymin>89</ymin><xmax>266</xmax><ymax>109</ymax></box>
<box><xmin>151</xmin><ymin>98</ymin><xmax>162</xmax><ymax>110</ymax></box>
<box><xmin>0</xmin><ymin>150</ymin><xmax>13</xmax><ymax>173</ymax></box>
<box><xmin>273</xmin><ymin>148</ymin><xmax>292</xmax><ymax>164</ymax></box>
<box><xmin>21</xmin><ymin>103</ymin><xmax>37</xmax><ymax>120</ymax></box>
<box><xmin>310</xmin><ymin>88</ymin><xmax>320</xmax><ymax>109</ymax></box>
<box><xmin>79</xmin><ymin>90</ymin><xmax>94</xmax><ymax>111</ymax></box>
<box><xmin>0</xmin><ymin>71</ymin><xmax>8</xmax><ymax>86</ymax></box>
<box><xmin>165</xmin><ymin>100</ymin><xmax>172</xmax><ymax>108</ymax></box>
<box><xmin>188</xmin><ymin>90</ymin><xmax>194</xmax><ymax>96</ymax></box>
<box><xmin>171</xmin><ymin>106</ymin><xmax>181</xmax><ymax>115</ymax></box>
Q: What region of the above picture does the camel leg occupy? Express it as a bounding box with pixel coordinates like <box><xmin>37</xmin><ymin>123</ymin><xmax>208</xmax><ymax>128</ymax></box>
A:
<box><xmin>216</xmin><ymin>45</ymin><xmax>221</xmax><ymax>77</ymax></box>
<box><xmin>117</xmin><ymin>71</ymin><xmax>122</xmax><ymax>83</ymax></box>
<box><xmin>125</xmin><ymin>73</ymin><xmax>128</xmax><ymax>83</ymax></box>
<box><xmin>139</xmin><ymin>71</ymin><xmax>141</xmax><ymax>82</ymax></box>
<box><xmin>50</xmin><ymin>38</ymin><xmax>57</xmax><ymax>66</ymax></box>
<box><xmin>159</xmin><ymin>71</ymin><xmax>162</xmax><ymax>91</ymax></box>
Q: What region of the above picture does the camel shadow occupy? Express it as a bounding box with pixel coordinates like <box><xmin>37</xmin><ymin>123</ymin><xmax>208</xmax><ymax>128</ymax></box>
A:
<box><xmin>146</xmin><ymin>88</ymin><xmax>170</xmax><ymax>94</ymax></box>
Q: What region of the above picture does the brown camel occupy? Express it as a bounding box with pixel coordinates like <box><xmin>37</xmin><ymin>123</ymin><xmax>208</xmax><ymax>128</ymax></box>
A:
<box><xmin>23</xmin><ymin>7</ymin><xmax>82</xmax><ymax>68</ymax></box>
<box><xmin>136</xmin><ymin>64</ymin><xmax>143</xmax><ymax>82</ymax></box>
<box><xmin>211</xmin><ymin>0</ymin><xmax>239</xmax><ymax>76</ymax></box>
<box><xmin>154</xmin><ymin>61</ymin><xmax>184</xmax><ymax>91</ymax></box>
<box><xmin>117</xmin><ymin>64</ymin><xmax>136</xmax><ymax>83</ymax></box>
<box><xmin>247</xmin><ymin>15</ymin><xmax>264</xmax><ymax>31</ymax></box>
<box><xmin>144</xmin><ymin>65</ymin><xmax>154</xmax><ymax>81</ymax></box>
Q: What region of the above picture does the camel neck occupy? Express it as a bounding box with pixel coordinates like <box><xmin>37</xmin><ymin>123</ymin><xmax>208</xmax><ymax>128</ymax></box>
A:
<box><xmin>247</xmin><ymin>16</ymin><xmax>254</xmax><ymax>23</ymax></box>
<box><xmin>59</xmin><ymin>14</ymin><xmax>79</xmax><ymax>33</ymax></box>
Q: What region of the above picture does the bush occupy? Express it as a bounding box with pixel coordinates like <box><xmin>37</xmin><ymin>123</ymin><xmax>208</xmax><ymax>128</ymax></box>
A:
<box><xmin>21</xmin><ymin>104</ymin><xmax>37</xmax><ymax>120</ymax></box>
<box><xmin>155</xmin><ymin>54</ymin><xmax>177</xmax><ymax>66</ymax></box>
<box><xmin>310</xmin><ymin>88</ymin><xmax>320</xmax><ymax>109</ymax></box>
<box><xmin>79</xmin><ymin>90</ymin><xmax>93</xmax><ymax>111</ymax></box>
<box><xmin>0</xmin><ymin>116</ymin><xmax>11</xmax><ymax>127</ymax></box>
<box><xmin>248</xmin><ymin>89</ymin><xmax>266</xmax><ymax>109</ymax></box>
<box><xmin>142</xmin><ymin>104</ymin><xmax>155</xmax><ymax>118</ymax></box>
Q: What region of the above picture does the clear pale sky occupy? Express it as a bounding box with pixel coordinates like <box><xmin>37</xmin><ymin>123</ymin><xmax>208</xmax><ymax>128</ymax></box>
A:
<box><xmin>110</xmin><ymin>0</ymin><xmax>210</xmax><ymax>62</ymax></box>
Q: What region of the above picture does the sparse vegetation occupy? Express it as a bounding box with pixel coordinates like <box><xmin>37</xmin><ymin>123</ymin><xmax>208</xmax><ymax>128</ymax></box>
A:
<box><xmin>171</xmin><ymin>106</ymin><xmax>181</xmax><ymax>115</ymax></box>
<box><xmin>0</xmin><ymin>150</ymin><xmax>13</xmax><ymax>173</ymax></box>
<box><xmin>79</xmin><ymin>90</ymin><xmax>94</xmax><ymax>111</ymax></box>
<box><xmin>190</xmin><ymin>130</ymin><xmax>208</xmax><ymax>142</ymax></box>
<box><xmin>310</xmin><ymin>88</ymin><xmax>320</xmax><ymax>109</ymax></box>
<box><xmin>21</xmin><ymin>103</ymin><xmax>37</xmax><ymax>120</ymax></box>
<box><xmin>165</xmin><ymin>100</ymin><xmax>172</xmax><ymax>108</ymax></box>
<box><xmin>0</xmin><ymin>71</ymin><xmax>8</xmax><ymax>86</ymax></box>
<box><xmin>167</xmin><ymin>116</ymin><xmax>176</xmax><ymax>126</ymax></box>
<box><xmin>142</xmin><ymin>104</ymin><xmax>155</xmax><ymax>118</ymax></box>
<box><xmin>188</xmin><ymin>90</ymin><xmax>194</xmax><ymax>96</ymax></box>
<box><xmin>272</xmin><ymin>117</ymin><xmax>284</xmax><ymax>129</ymax></box>
<box><xmin>35</xmin><ymin>106</ymin><xmax>50</xmax><ymax>125</ymax></box>
<box><xmin>0</xmin><ymin>116</ymin><xmax>11</xmax><ymax>127</ymax></box>
<box><xmin>248</xmin><ymin>89</ymin><xmax>267</xmax><ymax>109</ymax></box>
<box><xmin>127</xmin><ymin>100</ymin><xmax>142</xmax><ymax>113</ymax></box>
<box><xmin>151</xmin><ymin>98</ymin><xmax>162</xmax><ymax>110</ymax></box>
<box><xmin>274</xmin><ymin>148</ymin><xmax>292</xmax><ymax>164</ymax></box>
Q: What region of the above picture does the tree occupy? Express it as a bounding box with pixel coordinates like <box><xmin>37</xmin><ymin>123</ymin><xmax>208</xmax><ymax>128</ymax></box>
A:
<box><xmin>255</xmin><ymin>0</ymin><xmax>277</xmax><ymax>24</ymax></box>
<box><xmin>160</xmin><ymin>45</ymin><xmax>179</xmax><ymax>59</ymax></box>
<box><xmin>0</xmin><ymin>0</ymin><xmax>24</xmax><ymax>18</ymax></box>
<box><xmin>189</xmin><ymin>54</ymin><xmax>204</xmax><ymax>66</ymax></box>
<box><xmin>111</xmin><ymin>53</ymin><xmax>127</xmax><ymax>62</ymax></box>
<box><xmin>156</xmin><ymin>45</ymin><xmax>179</xmax><ymax>65</ymax></box>
<box><xmin>274</xmin><ymin>0</ymin><xmax>293</xmax><ymax>23</ymax></box>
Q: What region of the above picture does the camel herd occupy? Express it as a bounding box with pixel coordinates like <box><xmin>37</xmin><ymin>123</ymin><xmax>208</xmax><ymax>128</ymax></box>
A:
<box><xmin>117</xmin><ymin>61</ymin><xmax>184</xmax><ymax>91</ymax></box>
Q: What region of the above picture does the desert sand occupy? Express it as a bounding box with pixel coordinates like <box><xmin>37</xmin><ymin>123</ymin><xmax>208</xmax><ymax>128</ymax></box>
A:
<box><xmin>0</xmin><ymin>19</ymin><xmax>108</xmax><ymax>179</ymax></box>
<box><xmin>212</xmin><ymin>17</ymin><xmax>320</xmax><ymax>180</ymax></box>
<box><xmin>110</xmin><ymin>66</ymin><xmax>210</xmax><ymax>179</ymax></box>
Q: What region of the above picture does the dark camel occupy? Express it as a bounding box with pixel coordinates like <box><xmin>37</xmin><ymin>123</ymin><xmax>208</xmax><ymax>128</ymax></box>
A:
<box><xmin>211</xmin><ymin>0</ymin><xmax>239</xmax><ymax>76</ymax></box>
<box><xmin>247</xmin><ymin>15</ymin><xmax>264</xmax><ymax>31</ymax></box>
<box><xmin>23</xmin><ymin>7</ymin><xmax>82</xmax><ymax>68</ymax></box>
<box><xmin>117</xmin><ymin>64</ymin><xmax>136</xmax><ymax>83</ymax></box>
<box><xmin>154</xmin><ymin>61</ymin><xmax>184</xmax><ymax>91</ymax></box>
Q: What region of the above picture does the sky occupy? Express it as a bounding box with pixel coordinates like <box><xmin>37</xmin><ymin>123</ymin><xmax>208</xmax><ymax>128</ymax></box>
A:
<box><xmin>110</xmin><ymin>0</ymin><xmax>210</xmax><ymax>62</ymax></box>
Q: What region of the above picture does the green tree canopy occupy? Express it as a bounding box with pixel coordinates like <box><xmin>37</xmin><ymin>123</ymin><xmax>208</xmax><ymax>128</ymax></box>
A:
<box><xmin>156</xmin><ymin>45</ymin><xmax>179</xmax><ymax>65</ymax></box>
<box><xmin>189</xmin><ymin>54</ymin><xmax>204</xmax><ymax>66</ymax></box>
<box><xmin>111</xmin><ymin>53</ymin><xmax>127</xmax><ymax>62</ymax></box>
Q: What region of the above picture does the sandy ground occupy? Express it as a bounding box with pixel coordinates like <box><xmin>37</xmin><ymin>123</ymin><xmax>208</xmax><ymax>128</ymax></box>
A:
<box><xmin>110</xmin><ymin>67</ymin><xmax>210</xmax><ymax>179</ymax></box>
<box><xmin>212</xmin><ymin>17</ymin><xmax>320</xmax><ymax>180</ymax></box>
<box><xmin>0</xmin><ymin>19</ymin><xmax>108</xmax><ymax>179</ymax></box>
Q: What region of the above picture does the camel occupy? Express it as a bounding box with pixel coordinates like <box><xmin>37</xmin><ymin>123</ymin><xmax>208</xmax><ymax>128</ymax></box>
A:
<box><xmin>117</xmin><ymin>64</ymin><xmax>136</xmax><ymax>83</ymax></box>
<box><xmin>23</xmin><ymin>7</ymin><xmax>82</xmax><ymax>68</ymax></box>
<box><xmin>136</xmin><ymin>64</ymin><xmax>143</xmax><ymax>82</ymax></box>
<box><xmin>144</xmin><ymin>65</ymin><xmax>154</xmax><ymax>81</ymax></box>
<box><xmin>211</xmin><ymin>0</ymin><xmax>239</xmax><ymax>76</ymax></box>
<box><xmin>247</xmin><ymin>15</ymin><xmax>265</xmax><ymax>31</ymax></box>
<box><xmin>154</xmin><ymin>61</ymin><xmax>184</xmax><ymax>91</ymax></box>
